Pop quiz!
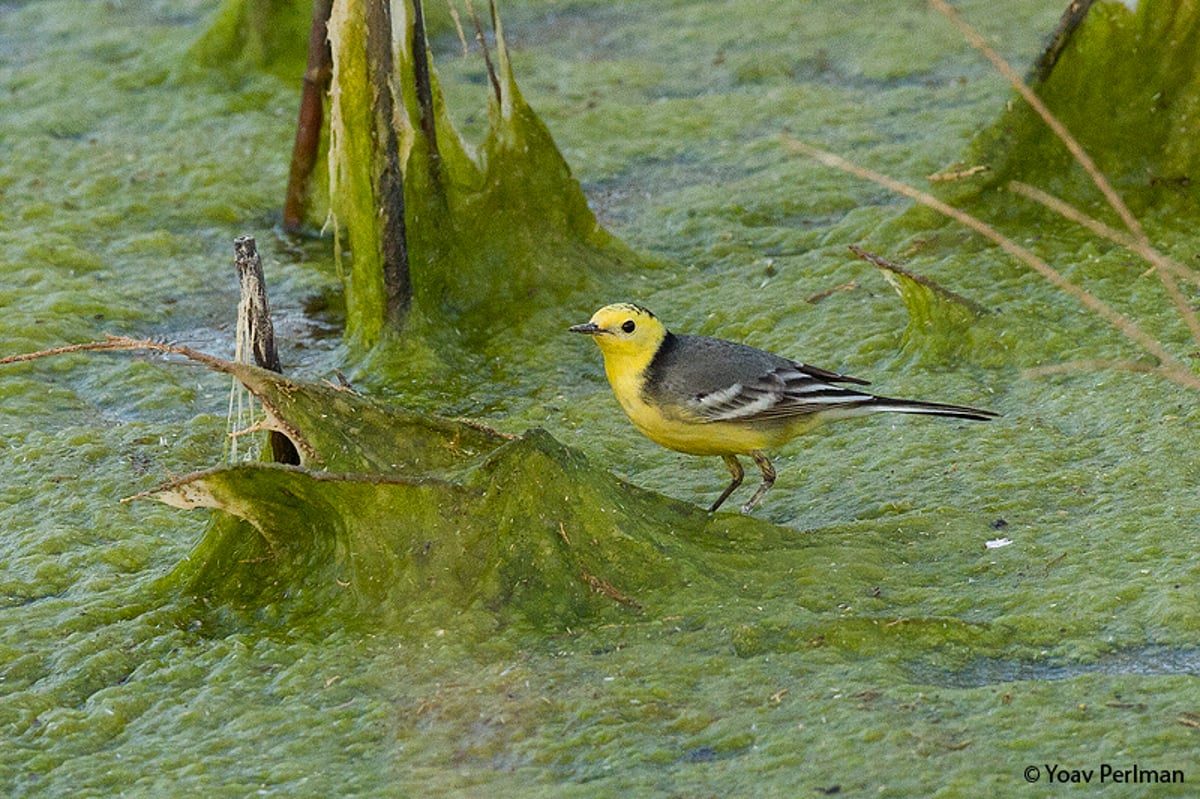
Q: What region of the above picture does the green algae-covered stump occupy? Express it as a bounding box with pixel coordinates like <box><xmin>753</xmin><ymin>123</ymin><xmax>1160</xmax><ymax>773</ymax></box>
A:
<box><xmin>120</xmin><ymin>347</ymin><xmax>793</xmax><ymax>632</ymax></box>
<box><xmin>325</xmin><ymin>0</ymin><xmax>644</xmax><ymax>354</ymax></box>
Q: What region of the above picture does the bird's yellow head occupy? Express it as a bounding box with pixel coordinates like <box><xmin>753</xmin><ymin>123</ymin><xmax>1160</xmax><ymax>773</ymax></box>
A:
<box><xmin>569</xmin><ymin>303</ymin><xmax>667</xmax><ymax>371</ymax></box>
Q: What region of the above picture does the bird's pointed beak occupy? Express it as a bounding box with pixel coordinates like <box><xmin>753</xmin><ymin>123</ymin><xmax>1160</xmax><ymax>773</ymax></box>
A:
<box><xmin>568</xmin><ymin>322</ymin><xmax>604</xmax><ymax>335</ymax></box>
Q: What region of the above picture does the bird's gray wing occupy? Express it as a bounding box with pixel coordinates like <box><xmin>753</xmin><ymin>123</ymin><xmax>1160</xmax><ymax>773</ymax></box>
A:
<box><xmin>690</xmin><ymin>363</ymin><xmax>879</xmax><ymax>423</ymax></box>
<box><xmin>644</xmin><ymin>334</ymin><xmax>874</xmax><ymax>423</ymax></box>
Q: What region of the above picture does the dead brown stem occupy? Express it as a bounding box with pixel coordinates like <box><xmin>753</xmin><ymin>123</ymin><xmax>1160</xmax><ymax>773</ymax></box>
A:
<box><xmin>848</xmin><ymin>245</ymin><xmax>990</xmax><ymax>316</ymax></box>
<box><xmin>365</xmin><ymin>0</ymin><xmax>412</xmax><ymax>327</ymax></box>
<box><xmin>1022</xmin><ymin>359</ymin><xmax>1160</xmax><ymax>378</ymax></box>
<box><xmin>0</xmin><ymin>336</ymin><xmax>225</xmax><ymax>369</ymax></box>
<box><xmin>464</xmin><ymin>0</ymin><xmax>501</xmax><ymax>103</ymax></box>
<box><xmin>1006</xmin><ymin>182</ymin><xmax>1200</xmax><ymax>288</ymax></box>
<box><xmin>1028</xmin><ymin>0</ymin><xmax>1096</xmax><ymax>85</ymax></box>
<box><xmin>411</xmin><ymin>0</ymin><xmax>442</xmax><ymax>180</ymax></box>
<box><xmin>446</xmin><ymin>1</ymin><xmax>469</xmax><ymax>54</ymax></box>
<box><xmin>0</xmin><ymin>336</ymin><xmax>324</xmax><ymax>461</ymax></box>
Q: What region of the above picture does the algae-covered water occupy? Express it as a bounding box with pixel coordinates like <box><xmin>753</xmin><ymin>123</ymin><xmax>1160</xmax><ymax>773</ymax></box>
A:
<box><xmin>3</xmin><ymin>0</ymin><xmax>1200</xmax><ymax>795</ymax></box>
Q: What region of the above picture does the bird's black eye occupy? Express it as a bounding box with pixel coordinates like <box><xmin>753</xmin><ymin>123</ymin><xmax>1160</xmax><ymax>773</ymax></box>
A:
<box><xmin>621</xmin><ymin>320</ymin><xmax>636</xmax><ymax>333</ymax></box>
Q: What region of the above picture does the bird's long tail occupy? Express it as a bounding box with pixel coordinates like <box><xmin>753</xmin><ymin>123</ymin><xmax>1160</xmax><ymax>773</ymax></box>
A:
<box><xmin>860</xmin><ymin>395</ymin><xmax>998</xmax><ymax>421</ymax></box>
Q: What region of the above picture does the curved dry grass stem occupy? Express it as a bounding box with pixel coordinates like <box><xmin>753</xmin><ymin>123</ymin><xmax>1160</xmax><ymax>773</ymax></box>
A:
<box><xmin>0</xmin><ymin>336</ymin><xmax>222</xmax><ymax>368</ymax></box>
<box><xmin>928</xmin><ymin>0</ymin><xmax>1148</xmax><ymax>245</ymax></box>
<box><xmin>1006</xmin><ymin>182</ymin><xmax>1200</xmax><ymax>288</ymax></box>
<box><xmin>1024</xmin><ymin>357</ymin><xmax>1200</xmax><ymax>393</ymax></box>
<box><xmin>1008</xmin><ymin>180</ymin><xmax>1200</xmax><ymax>304</ymax></box>
<box><xmin>931</xmin><ymin>0</ymin><xmax>1200</xmax><ymax>341</ymax></box>
<box><xmin>1023</xmin><ymin>359</ymin><xmax>1159</xmax><ymax>378</ymax></box>
<box><xmin>782</xmin><ymin>3</ymin><xmax>1200</xmax><ymax>390</ymax></box>
<box><xmin>1008</xmin><ymin>181</ymin><xmax>1200</xmax><ymax>345</ymax></box>
<box><xmin>932</xmin><ymin>1</ymin><xmax>1200</xmax><ymax>349</ymax></box>
<box><xmin>781</xmin><ymin>138</ymin><xmax>1200</xmax><ymax>391</ymax></box>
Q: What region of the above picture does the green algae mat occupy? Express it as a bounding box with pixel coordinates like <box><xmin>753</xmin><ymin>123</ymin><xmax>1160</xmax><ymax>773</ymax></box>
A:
<box><xmin>3</xmin><ymin>0</ymin><xmax>1199</xmax><ymax>795</ymax></box>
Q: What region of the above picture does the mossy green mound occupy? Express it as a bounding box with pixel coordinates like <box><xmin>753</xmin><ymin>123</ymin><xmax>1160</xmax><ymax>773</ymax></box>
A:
<box><xmin>136</xmin><ymin>352</ymin><xmax>791</xmax><ymax>632</ymax></box>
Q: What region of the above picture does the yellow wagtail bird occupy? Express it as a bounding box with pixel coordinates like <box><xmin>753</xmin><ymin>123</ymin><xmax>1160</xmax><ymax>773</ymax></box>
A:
<box><xmin>570</xmin><ymin>303</ymin><xmax>998</xmax><ymax>513</ymax></box>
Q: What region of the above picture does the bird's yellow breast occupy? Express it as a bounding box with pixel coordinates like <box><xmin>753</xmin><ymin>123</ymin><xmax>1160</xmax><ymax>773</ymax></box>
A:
<box><xmin>604</xmin><ymin>357</ymin><xmax>800</xmax><ymax>456</ymax></box>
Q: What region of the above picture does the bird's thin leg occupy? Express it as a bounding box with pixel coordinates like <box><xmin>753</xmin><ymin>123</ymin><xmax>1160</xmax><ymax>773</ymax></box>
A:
<box><xmin>709</xmin><ymin>454</ymin><xmax>744</xmax><ymax>512</ymax></box>
<box><xmin>741</xmin><ymin>451</ymin><xmax>776</xmax><ymax>513</ymax></box>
